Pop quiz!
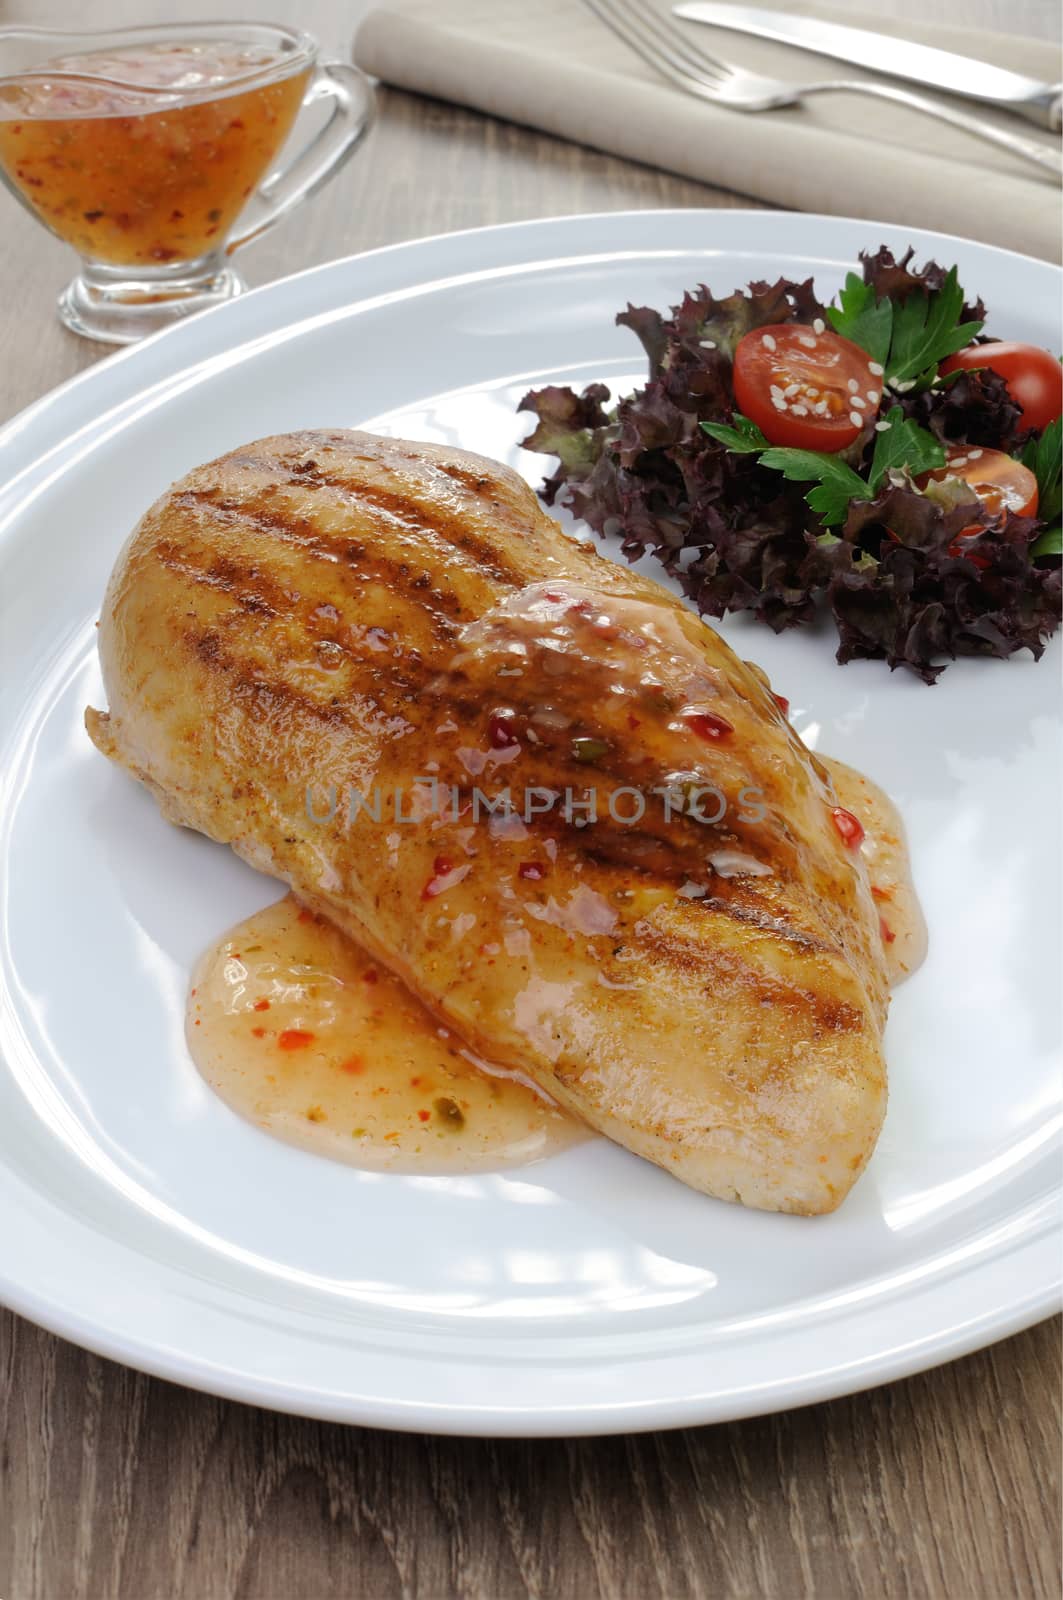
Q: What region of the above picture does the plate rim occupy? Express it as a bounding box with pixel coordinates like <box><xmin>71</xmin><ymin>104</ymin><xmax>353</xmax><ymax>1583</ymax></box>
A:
<box><xmin>1</xmin><ymin>207</ymin><xmax>1060</xmax><ymax>1435</ymax></box>
<box><xmin>2</xmin><ymin>205</ymin><xmax>1058</xmax><ymax>469</ymax></box>
<box><xmin>1</xmin><ymin>1258</ymin><xmax>1056</xmax><ymax>1438</ymax></box>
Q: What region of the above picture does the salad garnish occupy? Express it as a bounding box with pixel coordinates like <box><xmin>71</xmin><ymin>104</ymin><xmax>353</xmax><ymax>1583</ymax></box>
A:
<box><xmin>701</xmin><ymin>408</ymin><xmax>945</xmax><ymax>528</ymax></box>
<box><xmin>520</xmin><ymin>246</ymin><xmax>1061</xmax><ymax>682</ymax></box>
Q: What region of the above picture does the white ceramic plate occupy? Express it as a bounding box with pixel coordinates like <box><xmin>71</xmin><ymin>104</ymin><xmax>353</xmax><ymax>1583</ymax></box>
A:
<box><xmin>0</xmin><ymin>211</ymin><xmax>1059</xmax><ymax>1436</ymax></box>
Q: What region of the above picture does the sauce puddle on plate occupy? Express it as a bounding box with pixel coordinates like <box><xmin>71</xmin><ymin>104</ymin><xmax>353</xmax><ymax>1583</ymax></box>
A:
<box><xmin>187</xmin><ymin>894</ymin><xmax>588</xmax><ymax>1172</ymax></box>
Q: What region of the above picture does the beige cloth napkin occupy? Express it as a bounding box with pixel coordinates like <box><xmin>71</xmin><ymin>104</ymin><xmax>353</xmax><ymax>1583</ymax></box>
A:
<box><xmin>354</xmin><ymin>0</ymin><xmax>1062</xmax><ymax>263</ymax></box>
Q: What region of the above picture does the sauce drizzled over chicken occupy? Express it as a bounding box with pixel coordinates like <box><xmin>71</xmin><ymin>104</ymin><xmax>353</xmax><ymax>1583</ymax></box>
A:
<box><xmin>87</xmin><ymin>429</ymin><xmax>923</xmax><ymax>1213</ymax></box>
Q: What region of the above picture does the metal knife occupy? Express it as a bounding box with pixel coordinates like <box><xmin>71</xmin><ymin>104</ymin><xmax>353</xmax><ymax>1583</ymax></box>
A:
<box><xmin>673</xmin><ymin>2</ymin><xmax>1062</xmax><ymax>129</ymax></box>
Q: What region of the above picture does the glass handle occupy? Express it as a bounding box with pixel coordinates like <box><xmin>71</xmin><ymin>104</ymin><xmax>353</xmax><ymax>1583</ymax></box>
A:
<box><xmin>228</xmin><ymin>62</ymin><xmax>374</xmax><ymax>253</ymax></box>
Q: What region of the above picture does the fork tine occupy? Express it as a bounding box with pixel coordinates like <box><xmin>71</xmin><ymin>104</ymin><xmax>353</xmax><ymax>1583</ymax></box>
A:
<box><xmin>609</xmin><ymin>0</ymin><xmax>731</xmax><ymax>85</ymax></box>
<box><xmin>584</xmin><ymin>0</ymin><xmax>728</xmax><ymax>90</ymax></box>
<box><xmin>582</xmin><ymin>0</ymin><xmax>694</xmax><ymax>87</ymax></box>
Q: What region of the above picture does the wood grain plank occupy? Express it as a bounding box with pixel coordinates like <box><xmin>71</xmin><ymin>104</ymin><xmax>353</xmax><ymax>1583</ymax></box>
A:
<box><xmin>1</xmin><ymin>1310</ymin><xmax>1059</xmax><ymax>1599</ymax></box>
<box><xmin>0</xmin><ymin>4</ymin><xmax>1060</xmax><ymax>1599</ymax></box>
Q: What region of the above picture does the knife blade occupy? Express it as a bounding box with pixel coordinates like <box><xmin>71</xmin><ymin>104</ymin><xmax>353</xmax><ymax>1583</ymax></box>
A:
<box><xmin>673</xmin><ymin>2</ymin><xmax>1062</xmax><ymax>129</ymax></box>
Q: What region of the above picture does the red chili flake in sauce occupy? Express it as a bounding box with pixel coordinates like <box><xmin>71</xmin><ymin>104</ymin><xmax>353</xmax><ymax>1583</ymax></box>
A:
<box><xmin>518</xmin><ymin>861</ymin><xmax>546</xmax><ymax>881</ymax></box>
<box><xmin>278</xmin><ymin>1029</ymin><xmax>315</xmax><ymax>1051</ymax></box>
<box><xmin>253</xmin><ymin>998</ymin><xmax>271</xmax><ymax>1012</ymax></box>
<box><xmin>297</xmin><ymin>908</ymin><xmax>315</xmax><ymax>924</ymax></box>
<box><xmin>422</xmin><ymin>856</ymin><xmax>471</xmax><ymax>899</ymax></box>
<box><xmin>685</xmin><ymin>711</ymin><xmax>734</xmax><ymax>741</ymax></box>
<box><xmin>831</xmin><ymin>807</ymin><xmax>865</xmax><ymax>849</ymax></box>
<box><xmin>879</xmin><ymin>917</ymin><xmax>896</xmax><ymax>945</ymax></box>
<box><xmin>340</xmin><ymin>1056</ymin><xmax>365</xmax><ymax>1075</ymax></box>
<box><xmin>418</xmin><ymin>1109</ymin><xmax>431</xmax><ymax>1122</ymax></box>
<box><xmin>251</xmin><ymin>1027</ymin><xmax>267</xmax><ymax>1039</ymax></box>
<box><xmin>870</xmin><ymin>884</ymin><xmax>892</xmax><ymax>903</ymax></box>
<box><xmin>487</xmin><ymin>710</ymin><xmax>520</xmax><ymax>749</ymax></box>
<box><xmin>627</xmin><ymin>714</ymin><xmax>641</xmax><ymax>730</ymax></box>
<box><xmin>773</xmin><ymin>694</ymin><xmax>790</xmax><ymax>716</ymax></box>
<box><xmin>362</xmin><ymin>969</ymin><xmax>379</xmax><ymax>984</ymax></box>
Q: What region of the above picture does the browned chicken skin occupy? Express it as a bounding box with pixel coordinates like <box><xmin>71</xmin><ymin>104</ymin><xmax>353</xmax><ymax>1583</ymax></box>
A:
<box><xmin>87</xmin><ymin>429</ymin><xmax>892</xmax><ymax>1213</ymax></box>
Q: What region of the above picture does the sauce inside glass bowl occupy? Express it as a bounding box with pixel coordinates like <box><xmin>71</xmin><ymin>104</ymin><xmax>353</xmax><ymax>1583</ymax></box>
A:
<box><xmin>0</xmin><ymin>40</ymin><xmax>308</xmax><ymax>266</ymax></box>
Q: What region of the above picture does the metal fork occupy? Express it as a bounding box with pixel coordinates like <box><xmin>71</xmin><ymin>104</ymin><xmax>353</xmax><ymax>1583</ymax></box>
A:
<box><xmin>583</xmin><ymin>0</ymin><xmax>1062</xmax><ymax>181</ymax></box>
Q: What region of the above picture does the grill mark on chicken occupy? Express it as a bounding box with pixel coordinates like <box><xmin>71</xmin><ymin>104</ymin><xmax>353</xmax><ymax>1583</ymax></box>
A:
<box><xmin>200</xmin><ymin>453</ymin><xmax>530</xmax><ymax>592</ymax></box>
<box><xmin>155</xmin><ymin>543</ymin><xmax>284</xmax><ymax>618</ymax></box>
<box><xmin>170</xmin><ymin>490</ymin><xmax>465</xmax><ymax>647</ymax></box>
<box><xmin>327</xmin><ymin>478</ymin><xmax>528</xmax><ymax>589</ymax></box>
<box><xmin>638</xmin><ymin>896</ymin><xmax>838</xmax><ymax>968</ymax></box>
<box><xmin>188</xmin><ymin>629</ymin><xmax>418</xmax><ymax>740</ymax></box>
<box><xmin>636</xmin><ymin>917</ymin><xmax>862</xmax><ymax>1034</ymax></box>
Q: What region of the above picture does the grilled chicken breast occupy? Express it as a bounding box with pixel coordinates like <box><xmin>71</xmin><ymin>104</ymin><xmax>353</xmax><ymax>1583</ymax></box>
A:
<box><xmin>87</xmin><ymin>429</ymin><xmax>892</xmax><ymax>1213</ymax></box>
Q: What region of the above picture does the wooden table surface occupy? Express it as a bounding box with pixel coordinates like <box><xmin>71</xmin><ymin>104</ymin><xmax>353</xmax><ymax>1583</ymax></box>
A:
<box><xmin>1</xmin><ymin>2</ymin><xmax>1060</xmax><ymax>1596</ymax></box>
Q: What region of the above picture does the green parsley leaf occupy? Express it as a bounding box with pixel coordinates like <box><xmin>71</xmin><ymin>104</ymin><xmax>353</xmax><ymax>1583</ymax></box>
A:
<box><xmin>1024</xmin><ymin>417</ymin><xmax>1062</xmax><ymax>556</ymax></box>
<box><xmin>703</xmin><ymin>409</ymin><xmax>945</xmax><ymax>528</ymax></box>
<box><xmin>826</xmin><ymin>272</ymin><xmax>892</xmax><ymax>366</ymax></box>
<box><xmin>931</xmin><ymin>365</ymin><xmax>979</xmax><ymax>391</ymax></box>
<box><xmin>1030</xmin><ymin>525</ymin><xmax>1063</xmax><ymax>558</ymax></box>
<box><xmin>886</xmin><ymin>267</ymin><xmax>983</xmax><ymax>388</ymax></box>
<box><xmin>867</xmin><ymin>408</ymin><xmax>945</xmax><ymax>490</ymax></box>
<box><xmin>700</xmin><ymin>413</ymin><xmax>768</xmax><ymax>453</ymax></box>
<box><xmin>757</xmin><ymin>447</ymin><xmax>872</xmax><ymax>527</ymax></box>
<box><xmin>1021</xmin><ymin>416</ymin><xmax>1062</xmax><ymax>526</ymax></box>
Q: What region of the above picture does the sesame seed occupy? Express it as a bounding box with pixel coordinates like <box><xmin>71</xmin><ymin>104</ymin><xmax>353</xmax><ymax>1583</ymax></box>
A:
<box><xmin>783</xmin><ymin>383</ymin><xmax>800</xmax><ymax>397</ymax></box>
<box><xmin>851</xmin><ymin>396</ymin><xmax>867</xmax><ymax>410</ymax></box>
<box><xmin>699</xmin><ymin>338</ymin><xmax>717</xmax><ymax>349</ymax></box>
<box><xmin>761</xmin><ymin>333</ymin><xmax>777</xmax><ymax>351</ymax></box>
<box><xmin>791</xmin><ymin>404</ymin><xmax>810</xmax><ymax>416</ymax></box>
<box><xmin>868</xmin><ymin>361</ymin><xmax>884</xmax><ymax>375</ymax></box>
<box><xmin>797</xmin><ymin>334</ymin><xmax>817</xmax><ymax>349</ymax></box>
<box><xmin>874</xmin><ymin>420</ymin><xmax>891</xmax><ymax>432</ymax></box>
<box><xmin>771</xmin><ymin>395</ymin><xmax>787</xmax><ymax>411</ymax></box>
<box><xmin>892</xmin><ymin>378</ymin><xmax>915</xmax><ymax>393</ymax></box>
<box><xmin>867</xmin><ymin>390</ymin><xmax>880</xmax><ymax>404</ymax></box>
<box><xmin>769</xmin><ymin>385</ymin><xmax>784</xmax><ymax>399</ymax></box>
<box><xmin>967</xmin><ymin>447</ymin><xmax>983</xmax><ymax>459</ymax></box>
<box><xmin>814</xmin><ymin>400</ymin><xmax>829</xmax><ymax>415</ymax></box>
<box><xmin>950</xmin><ymin>455</ymin><xmax>968</xmax><ymax>468</ymax></box>
<box><xmin>806</xmin><ymin>387</ymin><xmax>820</xmax><ymax>398</ymax></box>
<box><xmin>848</xmin><ymin>411</ymin><xmax>863</xmax><ymax>428</ymax></box>
<box><xmin>812</xmin><ymin>317</ymin><xmax>826</xmax><ymax>334</ymax></box>
<box><xmin>847</xmin><ymin>378</ymin><xmax>860</xmax><ymax>393</ymax></box>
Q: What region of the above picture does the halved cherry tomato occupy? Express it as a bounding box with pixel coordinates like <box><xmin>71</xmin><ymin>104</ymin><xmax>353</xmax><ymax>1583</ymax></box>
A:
<box><xmin>940</xmin><ymin>342</ymin><xmax>1062</xmax><ymax>435</ymax></box>
<box><xmin>733</xmin><ymin>324</ymin><xmax>882</xmax><ymax>453</ymax></box>
<box><xmin>917</xmin><ymin>447</ymin><xmax>1039</xmax><ymax>559</ymax></box>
